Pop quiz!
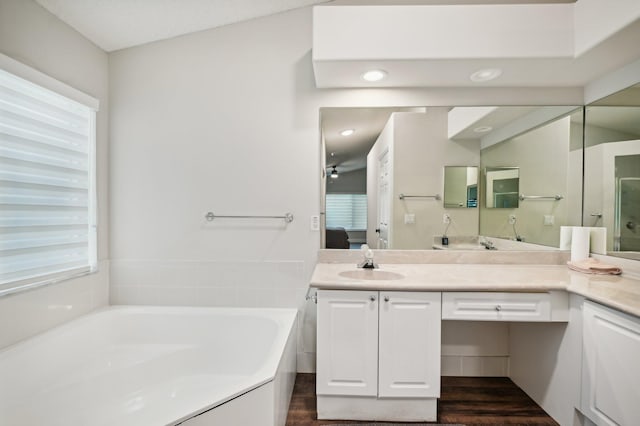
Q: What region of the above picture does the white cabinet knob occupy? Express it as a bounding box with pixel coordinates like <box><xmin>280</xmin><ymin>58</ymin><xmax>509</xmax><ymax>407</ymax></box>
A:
<box><xmin>370</xmin><ymin>295</ymin><xmax>377</xmax><ymax>302</ymax></box>
<box><xmin>495</xmin><ymin>305</ymin><xmax>502</xmax><ymax>312</ymax></box>
<box><xmin>384</xmin><ymin>296</ymin><xmax>390</xmax><ymax>302</ymax></box>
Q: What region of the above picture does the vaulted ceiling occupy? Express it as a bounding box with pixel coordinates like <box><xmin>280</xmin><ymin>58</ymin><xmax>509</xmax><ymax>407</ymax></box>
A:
<box><xmin>34</xmin><ymin>0</ymin><xmax>574</xmax><ymax>52</ymax></box>
<box><xmin>34</xmin><ymin>0</ymin><xmax>329</xmax><ymax>52</ymax></box>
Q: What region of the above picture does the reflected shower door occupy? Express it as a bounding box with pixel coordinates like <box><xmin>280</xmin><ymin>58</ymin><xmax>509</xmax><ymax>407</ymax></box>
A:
<box><xmin>616</xmin><ymin>177</ymin><xmax>640</xmax><ymax>251</ymax></box>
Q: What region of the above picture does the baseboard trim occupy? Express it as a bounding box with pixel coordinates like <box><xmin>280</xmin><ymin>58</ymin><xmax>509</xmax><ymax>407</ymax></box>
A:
<box><xmin>317</xmin><ymin>395</ymin><xmax>437</xmax><ymax>421</ymax></box>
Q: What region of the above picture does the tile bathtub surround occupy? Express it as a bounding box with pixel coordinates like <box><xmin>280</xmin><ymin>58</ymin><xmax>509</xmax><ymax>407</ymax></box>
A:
<box><xmin>0</xmin><ymin>260</ymin><xmax>110</xmax><ymax>350</ymax></box>
<box><xmin>110</xmin><ymin>260</ymin><xmax>306</xmax><ymax>307</ymax></box>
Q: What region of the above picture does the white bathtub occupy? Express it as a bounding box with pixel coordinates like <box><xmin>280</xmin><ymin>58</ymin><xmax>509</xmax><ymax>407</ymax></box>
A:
<box><xmin>0</xmin><ymin>306</ymin><xmax>298</xmax><ymax>426</ymax></box>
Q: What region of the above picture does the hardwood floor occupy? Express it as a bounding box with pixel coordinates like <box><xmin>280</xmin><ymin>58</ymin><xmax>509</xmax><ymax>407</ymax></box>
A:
<box><xmin>285</xmin><ymin>374</ymin><xmax>559</xmax><ymax>426</ymax></box>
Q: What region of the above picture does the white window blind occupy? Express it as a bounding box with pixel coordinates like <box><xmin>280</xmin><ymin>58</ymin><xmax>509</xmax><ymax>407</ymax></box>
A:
<box><xmin>326</xmin><ymin>194</ymin><xmax>367</xmax><ymax>231</ymax></box>
<box><xmin>0</xmin><ymin>68</ymin><xmax>97</xmax><ymax>295</ymax></box>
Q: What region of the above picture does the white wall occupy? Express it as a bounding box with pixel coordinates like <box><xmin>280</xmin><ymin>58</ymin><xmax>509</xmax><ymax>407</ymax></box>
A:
<box><xmin>0</xmin><ymin>0</ymin><xmax>110</xmax><ymax>349</ymax></box>
<box><xmin>106</xmin><ymin>6</ymin><xmax>615</xmax><ymax>371</ymax></box>
<box><xmin>109</xmin><ymin>7</ymin><xmax>333</xmax><ymax>370</ymax></box>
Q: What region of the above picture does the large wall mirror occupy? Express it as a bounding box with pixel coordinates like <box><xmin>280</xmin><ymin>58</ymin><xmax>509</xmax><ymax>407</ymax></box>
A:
<box><xmin>320</xmin><ymin>105</ymin><xmax>583</xmax><ymax>250</ymax></box>
<box><xmin>584</xmin><ymin>84</ymin><xmax>640</xmax><ymax>261</ymax></box>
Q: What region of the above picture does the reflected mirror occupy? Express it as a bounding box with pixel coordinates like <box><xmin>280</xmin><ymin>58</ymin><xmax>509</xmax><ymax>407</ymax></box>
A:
<box><xmin>320</xmin><ymin>106</ymin><xmax>583</xmax><ymax>250</ymax></box>
<box><xmin>584</xmin><ymin>83</ymin><xmax>640</xmax><ymax>261</ymax></box>
<box><xmin>479</xmin><ymin>107</ymin><xmax>583</xmax><ymax>248</ymax></box>
<box><xmin>443</xmin><ymin>166</ymin><xmax>478</xmax><ymax>208</ymax></box>
<box><xmin>484</xmin><ymin>167</ymin><xmax>519</xmax><ymax>209</ymax></box>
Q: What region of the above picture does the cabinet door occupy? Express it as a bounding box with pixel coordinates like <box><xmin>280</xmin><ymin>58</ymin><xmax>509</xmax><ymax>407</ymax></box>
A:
<box><xmin>379</xmin><ymin>291</ymin><xmax>441</xmax><ymax>398</ymax></box>
<box><xmin>316</xmin><ymin>289</ymin><xmax>379</xmax><ymax>396</ymax></box>
<box><xmin>582</xmin><ymin>301</ymin><xmax>640</xmax><ymax>425</ymax></box>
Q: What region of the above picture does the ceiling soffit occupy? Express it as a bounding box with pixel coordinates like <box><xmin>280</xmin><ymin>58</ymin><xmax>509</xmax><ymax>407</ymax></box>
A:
<box><xmin>313</xmin><ymin>3</ymin><xmax>640</xmax><ymax>88</ymax></box>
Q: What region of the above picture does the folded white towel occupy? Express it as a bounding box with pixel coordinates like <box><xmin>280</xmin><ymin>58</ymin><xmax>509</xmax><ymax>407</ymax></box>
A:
<box><xmin>567</xmin><ymin>258</ymin><xmax>622</xmax><ymax>275</ymax></box>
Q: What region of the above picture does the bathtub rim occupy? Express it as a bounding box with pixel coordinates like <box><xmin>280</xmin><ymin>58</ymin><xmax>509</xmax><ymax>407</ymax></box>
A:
<box><xmin>0</xmin><ymin>305</ymin><xmax>299</xmax><ymax>426</ymax></box>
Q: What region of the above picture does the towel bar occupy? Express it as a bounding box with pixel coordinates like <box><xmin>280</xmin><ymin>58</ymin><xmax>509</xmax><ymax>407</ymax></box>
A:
<box><xmin>518</xmin><ymin>194</ymin><xmax>563</xmax><ymax>201</ymax></box>
<box><xmin>205</xmin><ymin>212</ymin><xmax>294</xmax><ymax>223</ymax></box>
<box><xmin>399</xmin><ymin>193</ymin><xmax>441</xmax><ymax>200</ymax></box>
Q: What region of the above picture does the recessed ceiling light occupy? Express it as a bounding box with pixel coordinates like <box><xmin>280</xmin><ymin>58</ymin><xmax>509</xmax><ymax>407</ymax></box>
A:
<box><xmin>473</xmin><ymin>126</ymin><xmax>493</xmax><ymax>133</ymax></box>
<box><xmin>362</xmin><ymin>69</ymin><xmax>387</xmax><ymax>82</ymax></box>
<box><xmin>470</xmin><ymin>68</ymin><xmax>503</xmax><ymax>83</ymax></box>
<box><xmin>340</xmin><ymin>129</ymin><xmax>355</xmax><ymax>136</ymax></box>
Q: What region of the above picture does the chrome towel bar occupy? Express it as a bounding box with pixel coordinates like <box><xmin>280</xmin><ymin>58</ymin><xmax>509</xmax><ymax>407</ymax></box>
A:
<box><xmin>399</xmin><ymin>193</ymin><xmax>441</xmax><ymax>200</ymax></box>
<box><xmin>205</xmin><ymin>212</ymin><xmax>294</xmax><ymax>223</ymax></box>
<box><xmin>518</xmin><ymin>194</ymin><xmax>563</xmax><ymax>201</ymax></box>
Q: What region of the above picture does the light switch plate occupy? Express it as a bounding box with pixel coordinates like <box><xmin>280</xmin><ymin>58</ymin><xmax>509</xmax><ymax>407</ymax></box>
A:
<box><xmin>310</xmin><ymin>215</ymin><xmax>320</xmax><ymax>231</ymax></box>
<box><xmin>404</xmin><ymin>213</ymin><xmax>415</xmax><ymax>224</ymax></box>
<box><xmin>544</xmin><ymin>215</ymin><xmax>554</xmax><ymax>226</ymax></box>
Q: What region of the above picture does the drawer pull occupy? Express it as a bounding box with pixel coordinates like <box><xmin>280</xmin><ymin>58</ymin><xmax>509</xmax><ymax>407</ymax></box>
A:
<box><xmin>370</xmin><ymin>295</ymin><xmax>377</xmax><ymax>302</ymax></box>
<box><xmin>495</xmin><ymin>305</ymin><xmax>502</xmax><ymax>312</ymax></box>
<box><xmin>384</xmin><ymin>296</ymin><xmax>390</xmax><ymax>302</ymax></box>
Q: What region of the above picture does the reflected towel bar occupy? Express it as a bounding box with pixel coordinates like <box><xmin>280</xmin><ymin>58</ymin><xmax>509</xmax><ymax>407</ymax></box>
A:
<box><xmin>205</xmin><ymin>212</ymin><xmax>294</xmax><ymax>223</ymax></box>
<box><xmin>518</xmin><ymin>194</ymin><xmax>563</xmax><ymax>201</ymax></box>
<box><xmin>399</xmin><ymin>193</ymin><xmax>441</xmax><ymax>200</ymax></box>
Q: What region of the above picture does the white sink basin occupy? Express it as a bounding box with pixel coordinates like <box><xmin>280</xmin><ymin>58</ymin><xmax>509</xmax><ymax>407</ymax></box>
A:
<box><xmin>338</xmin><ymin>270</ymin><xmax>405</xmax><ymax>281</ymax></box>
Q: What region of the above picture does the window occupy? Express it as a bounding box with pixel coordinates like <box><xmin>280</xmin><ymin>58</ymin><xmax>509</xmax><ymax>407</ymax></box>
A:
<box><xmin>0</xmin><ymin>66</ymin><xmax>97</xmax><ymax>296</ymax></box>
<box><xmin>326</xmin><ymin>194</ymin><xmax>367</xmax><ymax>231</ymax></box>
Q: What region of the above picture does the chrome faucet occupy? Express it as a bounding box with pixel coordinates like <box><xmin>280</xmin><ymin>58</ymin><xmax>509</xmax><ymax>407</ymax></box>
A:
<box><xmin>357</xmin><ymin>245</ymin><xmax>378</xmax><ymax>269</ymax></box>
<box><xmin>480</xmin><ymin>239</ymin><xmax>496</xmax><ymax>250</ymax></box>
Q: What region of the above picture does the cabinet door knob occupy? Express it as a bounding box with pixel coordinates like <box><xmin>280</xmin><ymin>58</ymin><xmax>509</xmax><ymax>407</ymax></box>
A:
<box><xmin>495</xmin><ymin>305</ymin><xmax>502</xmax><ymax>312</ymax></box>
<box><xmin>370</xmin><ymin>295</ymin><xmax>377</xmax><ymax>302</ymax></box>
<box><xmin>384</xmin><ymin>296</ymin><xmax>390</xmax><ymax>302</ymax></box>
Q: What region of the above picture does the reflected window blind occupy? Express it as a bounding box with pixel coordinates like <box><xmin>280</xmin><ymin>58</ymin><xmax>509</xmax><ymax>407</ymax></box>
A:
<box><xmin>326</xmin><ymin>194</ymin><xmax>367</xmax><ymax>231</ymax></box>
<box><xmin>0</xmin><ymin>68</ymin><xmax>97</xmax><ymax>294</ymax></box>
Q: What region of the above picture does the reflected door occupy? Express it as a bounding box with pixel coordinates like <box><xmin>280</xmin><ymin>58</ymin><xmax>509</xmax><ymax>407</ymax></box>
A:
<box><xmin>377</xmin><ymin>151</ymin><xmax>390</xmax><ymax>249</ymax></box>
<box><xmin>616</xmin><ymin>177</ymin><xmax>640</xmax><ymax>251</ymax></box>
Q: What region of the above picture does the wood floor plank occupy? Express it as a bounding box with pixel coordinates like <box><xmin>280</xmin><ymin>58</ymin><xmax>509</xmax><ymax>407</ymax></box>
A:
<box><xmin>285</xmin><ymin>374</ymin><xmax>559</xmax><ymax>426</ymax></box>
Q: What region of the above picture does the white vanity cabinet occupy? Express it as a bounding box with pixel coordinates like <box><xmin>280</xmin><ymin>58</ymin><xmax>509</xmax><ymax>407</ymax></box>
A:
<box><xmin>581</xmin><ymin>301</ymin><xmax>640</xmax><ymax>426</ymax></box>
<box><xmin>442</xmin><ymin>291</ymin><xmax>569</xmax><ymax>322</ymax></box>
<box><xmin>316</xmin><ymin>289</ymin><xmax>441</xmax><ymax>421</ymax></box>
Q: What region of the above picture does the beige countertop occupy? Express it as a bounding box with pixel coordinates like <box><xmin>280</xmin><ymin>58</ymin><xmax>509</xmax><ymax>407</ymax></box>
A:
<box><xmin>310</xmin><ymin>262</ymin><xmax>640</xmax><ymax>318</ymax></box>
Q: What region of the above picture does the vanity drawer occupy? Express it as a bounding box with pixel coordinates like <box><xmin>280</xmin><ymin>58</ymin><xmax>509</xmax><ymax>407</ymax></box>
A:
<box><xmin>442</xmin><ymin>291</ymin><xmax>568</xmax><ymax>322</ymax></box>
